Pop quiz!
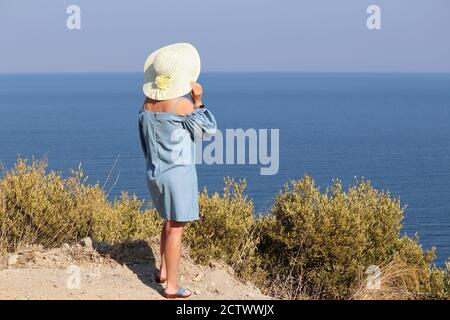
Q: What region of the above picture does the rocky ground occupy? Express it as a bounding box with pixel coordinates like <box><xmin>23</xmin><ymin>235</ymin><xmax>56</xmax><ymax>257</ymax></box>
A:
<box><xmin>0</xmin><ymin>237</ymin><xmax>269</xmax><ymax>300</ymax></box>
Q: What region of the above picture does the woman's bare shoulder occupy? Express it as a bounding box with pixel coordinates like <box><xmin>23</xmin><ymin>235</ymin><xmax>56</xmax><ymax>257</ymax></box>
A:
<box><xmin>175</xmin><ymin>97</ymin><xmax>195</xmax><ymax>115</ymax></box>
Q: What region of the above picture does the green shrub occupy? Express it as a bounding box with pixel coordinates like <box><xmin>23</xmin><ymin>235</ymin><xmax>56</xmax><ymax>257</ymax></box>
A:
<box><xmin>393</xmin><ymin>236</ymin><xmax>448</xmax><ymax>299</ymax></box>
<box><xmin>185</xmin><ymin>178</ymin><xmax>262</xmax><ymax>279</ymax></box>
<box><xmin>90</xmin><ymin>191</ymin><xmax>162</xmax><ymax>243</ymax></box>
<box><xmin>0</xmin><ymin>158</ymin><xmax>160</xmax><ymax>253</ymax></box>
<box><xmin>257</xmin><ymin>176</ymin><xmax>448</xmax><ymax>299</ymax></box>
<box><xmin>1</xmin><ymin>158</ymin><xmax>448</xmax><ymax>300</ymax></box>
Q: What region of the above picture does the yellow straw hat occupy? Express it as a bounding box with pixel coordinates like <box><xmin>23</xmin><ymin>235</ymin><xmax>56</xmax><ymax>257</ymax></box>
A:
<box><xmin>143</xmin><ymin>43</ymin><xmax>201</xmax><ymax>100</ymax></box>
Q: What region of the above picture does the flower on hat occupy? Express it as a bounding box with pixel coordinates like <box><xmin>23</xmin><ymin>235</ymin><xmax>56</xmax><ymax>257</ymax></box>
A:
<box><xmin>155</xmin><ymin>75</ymin><xmax>172</xmax><ymax>91</ymax></box>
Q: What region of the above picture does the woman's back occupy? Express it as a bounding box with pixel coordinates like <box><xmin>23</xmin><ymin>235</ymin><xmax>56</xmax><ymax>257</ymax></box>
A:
<box><xmin>143</xmin><ymin>97</ymin><xmax>194</xmax><ymax>115</ymax></box>
<box><xmin>139</xmin><ymin>97</ymin><xmax>216</xmax><ymax>175</ymax></box>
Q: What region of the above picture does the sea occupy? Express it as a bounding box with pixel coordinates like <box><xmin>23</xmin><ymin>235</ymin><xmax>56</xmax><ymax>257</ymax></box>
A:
<box><xmin>0</xmin><ymin>72</ymin><xmax>449</xmax><ymax>264</ymax></box>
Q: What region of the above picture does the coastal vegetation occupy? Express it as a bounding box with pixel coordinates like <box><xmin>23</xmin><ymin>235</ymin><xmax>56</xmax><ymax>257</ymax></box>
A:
<box><xmin>0</xmin><ymin>158</ymin><xmax>448</xmax><ymax>299</ymax></box>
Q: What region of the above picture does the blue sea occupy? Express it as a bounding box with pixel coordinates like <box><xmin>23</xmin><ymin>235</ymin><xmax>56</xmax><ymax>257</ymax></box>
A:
<box><xmin>0</xmin><ymin>73</ymin><xmax>449</xmax><ymax>264</ymax></box>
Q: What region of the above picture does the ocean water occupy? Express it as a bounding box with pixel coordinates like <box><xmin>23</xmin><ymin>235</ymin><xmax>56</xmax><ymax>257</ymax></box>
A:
<box><xmin>0</xmin><ymin>73</ymin><xmax>449</xmax><ymax>264</ymax></box>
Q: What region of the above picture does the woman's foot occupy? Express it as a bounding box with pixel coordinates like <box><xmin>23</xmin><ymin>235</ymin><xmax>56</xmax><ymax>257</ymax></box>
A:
<box><xmin>154</xmin><ymin>269</ymin><xmax>167</xmax><ymax>283</ymax></box>
<box><xmin>163</xmin><ymin>287</ymin><xmax>192</xmax><ymax>299</ymax></box>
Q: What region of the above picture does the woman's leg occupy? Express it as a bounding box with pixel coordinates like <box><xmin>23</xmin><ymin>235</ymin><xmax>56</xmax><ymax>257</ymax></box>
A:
<box><xmin>159</xmin><ymin>220</ymin><xmax>169</xmax><ymax>279</ymax></box>
<box><xmin>164</xmin><ymin>220</ymin><xmax>189</xmax><ymax>295</ymax></box>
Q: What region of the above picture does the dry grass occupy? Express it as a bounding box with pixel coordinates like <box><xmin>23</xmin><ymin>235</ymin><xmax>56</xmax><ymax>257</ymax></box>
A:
<box><xmin>353</xmin><ymin>259</ymin><xmax>420</xmax><ymax>300</ymax></box>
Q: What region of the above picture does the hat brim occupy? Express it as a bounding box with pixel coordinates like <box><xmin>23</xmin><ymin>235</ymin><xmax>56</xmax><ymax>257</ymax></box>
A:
<box><xmin>143</xmin><ymin>43</ymin><xmax>201</xmax><ymax>100</ymax></box>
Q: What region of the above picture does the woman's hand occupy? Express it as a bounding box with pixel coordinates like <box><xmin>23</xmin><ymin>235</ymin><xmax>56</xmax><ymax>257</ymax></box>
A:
<box><xmin>190</xmin><ymin>81</ymin><xmax>203</xmax><ymax>107</ymax></box>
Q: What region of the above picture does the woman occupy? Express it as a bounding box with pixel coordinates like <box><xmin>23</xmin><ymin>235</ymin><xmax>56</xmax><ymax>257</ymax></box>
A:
<box><xmin>138</xmin><ymin>43</ymin><xmax>217</xmax><ymax>299</ymax></box>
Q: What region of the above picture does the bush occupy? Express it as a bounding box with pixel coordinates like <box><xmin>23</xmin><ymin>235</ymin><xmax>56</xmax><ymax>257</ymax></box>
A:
<box><xmin>1</xmin><ymin>159</ymin><xmax>448</xmax><ymax>300</ymax></box>
<box><xmin>90</xmin><ymin>192</ymin><xmax>161</xmax><ymax>243</ymax></box>
<box><xmin>184</xmin><ymin>178</ymin><xmax>262</xmax><ymax>279</ymax></box>
<box><xmin>0</xmin><ymin>158</ymin><xmax>160</xmax><ymax>253</ymax></box>
<box><xmin>393</xmin><ymin>236</ymin><xmax>449</xmax><ymax>299</ymax></box>
<box><xmin>257</xmin><ymin>176</ymin><xmax>448</xmax><ymax>299</ymax></box>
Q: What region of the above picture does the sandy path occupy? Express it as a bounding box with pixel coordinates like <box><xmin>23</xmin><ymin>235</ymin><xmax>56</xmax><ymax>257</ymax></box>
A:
<box><xmin>0</xmin><ymin>238</ymin><xmax>268</xmax><ymax>300</ymax></box>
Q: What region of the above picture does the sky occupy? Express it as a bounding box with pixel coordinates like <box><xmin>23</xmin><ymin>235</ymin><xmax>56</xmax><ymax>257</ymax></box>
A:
<box><xmin>0</xmin><ymin>0</ymin><xmax>449</xmax><ymax>73</ymax></box>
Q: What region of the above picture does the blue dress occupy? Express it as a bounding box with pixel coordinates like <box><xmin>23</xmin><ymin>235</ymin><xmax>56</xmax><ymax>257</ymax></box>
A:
<box><xmin>138</xmin><ymin>105</ymin><xmax>217</xmax><ymax>222</ymax></box>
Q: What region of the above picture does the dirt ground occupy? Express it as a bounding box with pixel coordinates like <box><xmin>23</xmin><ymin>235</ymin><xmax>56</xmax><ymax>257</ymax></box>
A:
<box><xmin>0</xmin><ymin>237</ymin><xmax>269</xmax><ymax>300</ymax></box>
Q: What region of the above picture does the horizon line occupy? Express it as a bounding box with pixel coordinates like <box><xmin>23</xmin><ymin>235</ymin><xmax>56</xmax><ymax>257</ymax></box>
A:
<box><xmin>1</xmin><ymin>70</ymin><xmax>450</xmax><ymax>76</ymax></box>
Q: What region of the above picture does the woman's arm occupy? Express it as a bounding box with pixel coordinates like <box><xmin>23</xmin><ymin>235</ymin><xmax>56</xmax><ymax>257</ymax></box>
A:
<box><xmin>190</xmin><ymin>81</ymin><xmax>203</xmax><ymax>108</ymax></box>
<box><xmin>181</xmin><ymin>82</ymin><xmax>217</xmax><ymax>139</ymax></box>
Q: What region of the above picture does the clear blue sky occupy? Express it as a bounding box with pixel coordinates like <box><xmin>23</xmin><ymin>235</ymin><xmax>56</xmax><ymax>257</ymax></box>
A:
<box><xmin>0</xmin><ymin>0</ymin><xmax>449</xmax><ymax>73</ymax></box>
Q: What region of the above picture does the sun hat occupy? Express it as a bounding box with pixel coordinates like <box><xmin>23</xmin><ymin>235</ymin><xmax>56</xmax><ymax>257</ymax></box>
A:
<box><xmin>143</xmin><ymin>43</ymin><xmax>201</xmax><ymax>100</ymax></box>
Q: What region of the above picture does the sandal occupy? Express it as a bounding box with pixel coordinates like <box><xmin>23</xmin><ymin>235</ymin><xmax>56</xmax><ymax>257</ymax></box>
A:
<box><xmin>163</xmin><ymin>287</ymin><xmax>192</xmax><ymax>299</ymax></box>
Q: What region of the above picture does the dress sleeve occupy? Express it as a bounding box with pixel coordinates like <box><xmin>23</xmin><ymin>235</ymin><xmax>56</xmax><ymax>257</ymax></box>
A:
<box><xmin>182</xmin><ymin>108</ymin><xmax>217</xmax><ymax>139</ymax></box>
